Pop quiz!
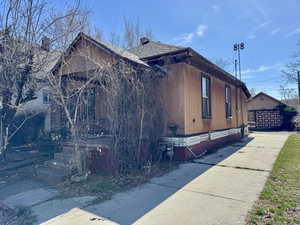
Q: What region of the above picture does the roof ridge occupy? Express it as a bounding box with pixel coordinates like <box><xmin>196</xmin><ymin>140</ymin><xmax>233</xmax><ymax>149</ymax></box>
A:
<box><xmin>79</xmin><ymin>32</ymin><xmax>148</xmax><ymax>67</ymax></box>
<box><xmin>250</xmin><ymin>92</ymin><xmax>284</xmax><ymax>104</ymax></box>
<box><xmin>147</xmin><ymin>40</ymin><xmax>185</xmax><ymax>49</ymax></box>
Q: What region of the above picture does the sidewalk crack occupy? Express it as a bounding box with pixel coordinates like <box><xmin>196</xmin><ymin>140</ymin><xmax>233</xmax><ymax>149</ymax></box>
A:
<box><xmin>150</xmin><ymin>182</ymin><xmax>246</xmax><ymax>203</ymax></box>
<box><xmin>191</xmin><ymin>161</ymin><xmax>271</xmax><ymax>172</ymax></box>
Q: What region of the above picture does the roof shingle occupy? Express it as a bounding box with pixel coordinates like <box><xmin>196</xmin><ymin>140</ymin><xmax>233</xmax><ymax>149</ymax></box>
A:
<box><xmin>128</xmin><ymin>41</ymin><xmax>186</xmax><ymax>59</ymax></box>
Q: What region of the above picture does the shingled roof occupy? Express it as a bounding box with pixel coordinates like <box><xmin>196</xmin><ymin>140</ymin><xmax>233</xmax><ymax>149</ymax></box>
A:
<box><xmin>51</xmin><ymin>32</ymin><xmax>149</xmax><ymax>74</ymax></box>
<box><xmin>128</xmin><ymin>39</ymin><xmax>186</xmax><ymax>59</ymax></box>
<box><xmin>128</xmin><ymin>37</ymin><xmax>251</xmax><ymax>98</ymax></box>
<box><xmin>248</xmin><ymin>92</ymin><xmax>285</xmax><ymax>105</ymax></box>
<box><xmin>82</xmin><ymin>33</ymin><xmax>148</xmax><ymax>67</ymax></box>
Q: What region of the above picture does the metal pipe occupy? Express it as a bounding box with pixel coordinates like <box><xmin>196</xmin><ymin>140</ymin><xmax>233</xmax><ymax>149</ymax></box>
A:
<box><xmin>238</xmin><ymin>47</ymin><xmax>241</xmax><ymax>80</ymax></box>
<box><xmin>234</xmin><ymin>59</ymin><xmax>238</xmax><ymax>78</ymax></box>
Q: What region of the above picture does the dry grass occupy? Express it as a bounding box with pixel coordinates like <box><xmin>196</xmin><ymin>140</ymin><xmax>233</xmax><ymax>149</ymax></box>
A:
<box><xmin>56</xmin><ymin>161</ymin><xmax>179</xmax><ymax>204</ymax></box>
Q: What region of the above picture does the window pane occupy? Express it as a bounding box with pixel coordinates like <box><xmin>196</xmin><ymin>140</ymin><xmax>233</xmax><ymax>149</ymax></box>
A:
<box><xmin>206</xmin><ymin>78</ymin><xmax>209</xmax><ymax>98</ymax></box>
<box><xmin>225</xmin><ymin>86</ymin><xmax>232</xmax><ymax>117</ymax></box>
<box><xmin>202</xmin><ymin>77</ymin><xmax>207</xmax><ymax>98</ymax></box>
<box><xmin>225</xmin><ymin>86</ymin><xmax>230</xmax><ymax>103</ymax></box>
<box><xmin>202</xmin><ymin>76</ymin><xmax>211</xmax><ymax>118</ymax></box>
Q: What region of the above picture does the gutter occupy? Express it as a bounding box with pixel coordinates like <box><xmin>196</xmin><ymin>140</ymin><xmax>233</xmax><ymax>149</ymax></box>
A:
<box><xmin>139</xmin><ymin>47</ymin><xmax>251</xmax><ymax>98</ymax></box>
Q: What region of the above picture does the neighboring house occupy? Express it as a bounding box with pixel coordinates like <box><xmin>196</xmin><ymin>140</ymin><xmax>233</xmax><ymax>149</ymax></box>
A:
<box><xmin>18</xmin><ymin>39</ymin><xmax>61</xmax><ymax>133</ymax></box>
<box><xmin>50</xmin><ymin>32</ymin><xmax>250</xmax><ymax>162</ymax></box>
<box><xmin>247</xmin><ymin>92</ymin><xmax>285</xmax><ymax>130</ymax></box>
<box><xmin>0</xmin><ymin>36</ymin><xmax>60</xmax><ymax>135</ymax></box>
<box><xmin>20</xmin><ymin>86</ymin><xmax>52</xmax><ymax>133</ymax></box>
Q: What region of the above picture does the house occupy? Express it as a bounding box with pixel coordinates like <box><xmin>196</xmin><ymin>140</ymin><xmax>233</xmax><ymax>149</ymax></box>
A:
<box><xmin>19</xmin><ymin>44</ymin><xmax>61</xmax><ymax>134</ymax></box>
<box><xmin>49</xmin><ymin>32</ymin><xmax>153</xmax><ymax>135</ymax></box>
<box><xmin>247</xmin><ymin>92</ymin><xmax>285</xmax><ymax>130</ymax></box>
<box><xmin>49</xmin><ymin>32</ymin><xmax>250</xmax><ymax>168</ymax></box>
<box><xmin>0</xmin><ymin>35</ymin><xmax>60</xmax><ymax>146</ymax></box>
<box><xmin>128</xmin><ymin>37</ymin><xmax>250</xmax><ymax>159</ymax></box>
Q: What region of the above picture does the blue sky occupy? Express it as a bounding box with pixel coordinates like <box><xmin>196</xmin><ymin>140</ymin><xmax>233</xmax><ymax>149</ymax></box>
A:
<box><xmin>56</xmin><ymin>0</ymin><xmax>300</xmax><ymax>99</ymax></box>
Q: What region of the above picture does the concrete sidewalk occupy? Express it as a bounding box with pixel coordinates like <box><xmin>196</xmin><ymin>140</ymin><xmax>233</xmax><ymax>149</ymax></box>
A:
<box><xmin>0</xmin><ymin>132</ymin><xmax>289</xmax><ymax>225</ymax></box>
<box><xmin>87</xmin><ymin>132</ymin><xmax>289</xmax><ymax>225</ymax></box>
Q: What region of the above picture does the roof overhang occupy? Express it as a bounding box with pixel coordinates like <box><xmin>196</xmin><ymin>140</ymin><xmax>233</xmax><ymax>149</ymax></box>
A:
<box><xmin>140</xmin><ymin>47</ymin><xmax>251</xmax><ymax>98</ymax></box>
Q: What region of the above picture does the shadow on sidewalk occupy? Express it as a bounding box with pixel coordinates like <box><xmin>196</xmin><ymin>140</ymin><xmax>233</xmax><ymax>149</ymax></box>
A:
<box><xmin>83</xmin><ymin>136</ymin><xmax>254</xmax><ymax>225</ymax></box>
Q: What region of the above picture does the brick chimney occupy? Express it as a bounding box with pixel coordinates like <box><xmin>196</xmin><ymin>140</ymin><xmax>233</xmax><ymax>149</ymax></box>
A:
<box><xmin>140</xmin><ymin>37</ymin><xmax>150</xmax><ymax>45</ymax></box>
<box><xmin>41</xmin><ymin>36</ymin><xmax>50</xmax><ymax>51</ymax></box>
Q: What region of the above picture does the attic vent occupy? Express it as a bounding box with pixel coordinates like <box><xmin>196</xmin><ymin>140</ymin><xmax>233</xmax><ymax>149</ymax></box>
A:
<box><xmin>140</xmin><ymin>37</ymin><xmax>150</xmax><ymax>45</ymax></box>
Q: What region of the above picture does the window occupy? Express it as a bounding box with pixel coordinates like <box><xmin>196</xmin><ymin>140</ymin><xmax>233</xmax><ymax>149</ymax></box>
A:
<box><xmin>0</xmin><ymin>96</ymin><xmax>3</xmax><ymax>109</ymax></box>
<box><xmin>225</xmin><ymin>85</ymin><xmax>232</xmax><ymax>118</ymax></box>
<box><xmin>80</xmin><ymin>88</ymin><xmax>96</xmax><ymax>122</ymax></box>
<box><xmin>42</xmin><ymin>90</ymin><xmax>50</xmax><ymax>104</ymax></box>
<box><xmin>201</xmin><ymin>75</ymin><xmax>211</xmax><ymax>118</ymax></box>
<box><xmin>87</xmin><ymin>88</ymin><xmax>96</xmax><ymax>121</ymax></box>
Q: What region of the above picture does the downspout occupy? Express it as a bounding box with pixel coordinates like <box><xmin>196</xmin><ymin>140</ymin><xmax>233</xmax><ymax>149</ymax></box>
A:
<box><xmin>240</xmin><ymin>90</ymin><xmax>245</xmax><ymax>138</ymax></box>
<box><xmin>241</xmin><ymin>89</ymin><xmax>244</xmax><ymax>125</ymax></box>
<box><xmin>235</xmin><ymin>86</ymin><xmax>239</xmax><ymax>127</ymax></box>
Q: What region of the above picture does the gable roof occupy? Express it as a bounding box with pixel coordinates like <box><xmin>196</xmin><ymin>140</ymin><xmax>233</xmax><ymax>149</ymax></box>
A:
<box><xmin>33</xmin><ymin>50</ymin><xmax>61</xmax><ymax>79</ymax></box>
<box><xmin>249</xmin><ymin>92</ymin><xmax>285</xmax><ymax>105</ymax></box>
<box><xmin>128</xmin><ymin>41</ymin><xmax>187</xmax><ymax>59</ymax></box>
<box><xmin>81</xmin><ymin>33</ymin><xmax>148</xmax><ymax>67</ymax></box>
<box><xmin>129</xmin><ymin>39</ymin><xmax>251</xmax><ymax>98</ymax></box>
<box><xmin>52</xmin><ymin>32</ymin><xmax>149</xmax><ymax>74</ymax></box>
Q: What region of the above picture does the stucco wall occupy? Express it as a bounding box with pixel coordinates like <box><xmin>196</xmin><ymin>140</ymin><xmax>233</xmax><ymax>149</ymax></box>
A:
<box><xmin>159</xmin><ymin>63</ymin><xmax>186</xmax><ymax>136</ymax></box>
<box><xmin>183</xmin><ymin>63</ymin><xmax>247</xmax><ymax>135</ymax></box>
<box><xmin>160</xmin><ymin>62</ymin><xmax>248</xmax><ymax>136</ymax></box>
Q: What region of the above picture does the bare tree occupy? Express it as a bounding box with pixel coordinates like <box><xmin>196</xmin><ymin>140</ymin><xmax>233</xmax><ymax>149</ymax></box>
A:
<box><xmin>0</xmin><ymin>0</ymin><xmax>89</xmax><ymax>160</ymax></box>
<box><xmin>249</xmin><ymin>88</ymin><xmax>256</xmax><ymax>96</ymax></box>
<box><xmin>122</xmin><ymin>17</ymin><xmax>153</xmax><ymax>49</ymax></box>
<box><xmin>282</xmin><ymin>40</ymin><xmax>300</xmax><ymax>83</ymax></box>
<box><xmin>212</xmin><ymin>57</ymin><xmax>233</xmax><ymax>71</ymax></box>
<box><xmin>109</xmin><ymin>31</ymin><xmax>121</xmax><ymax>47</ymax></box>
<box><xmin>279</xmin><ymin>85</ymin><xmax>297</xmax><ymax>101</ymax></box>
<box><xmin>48</xmin><ymin>34</ymin><xmax>164</xmax><ymax>175</ymax></box>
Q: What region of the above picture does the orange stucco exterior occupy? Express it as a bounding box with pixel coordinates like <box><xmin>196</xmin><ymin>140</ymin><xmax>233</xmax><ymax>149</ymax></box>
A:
<box><xmin>160</xmin><ymin>62</ymin><xmax>248</xmax><ymax>136</ymax></box>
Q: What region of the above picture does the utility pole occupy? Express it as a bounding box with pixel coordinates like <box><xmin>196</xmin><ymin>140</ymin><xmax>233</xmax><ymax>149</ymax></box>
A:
<box><xmin>298</xmin><ymin>71</ymin><xmax>300</xmax><ymax>105</ymax></box>
<box><xmin>234</xmin><ymin>59</ymin><xmax>238</xmax><ymax>78</ymax></box>
<box><xmin>233</xmin><ymin>42</ymin><xmax>245</xmax><ymax>80</ymax></box>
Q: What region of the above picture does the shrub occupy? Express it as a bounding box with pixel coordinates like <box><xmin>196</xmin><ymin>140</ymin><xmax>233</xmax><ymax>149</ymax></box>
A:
<box><xmin>278</xmin><ymin>105</ymin><xmax>298</xmax><ymax>130</ymax></box>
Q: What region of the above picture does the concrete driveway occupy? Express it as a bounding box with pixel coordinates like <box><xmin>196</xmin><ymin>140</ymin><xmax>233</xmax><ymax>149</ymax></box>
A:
<box><xmin>0</xmin><ymin>132</ymin><xmax>289</xmax><ymax>225</ymax></box>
